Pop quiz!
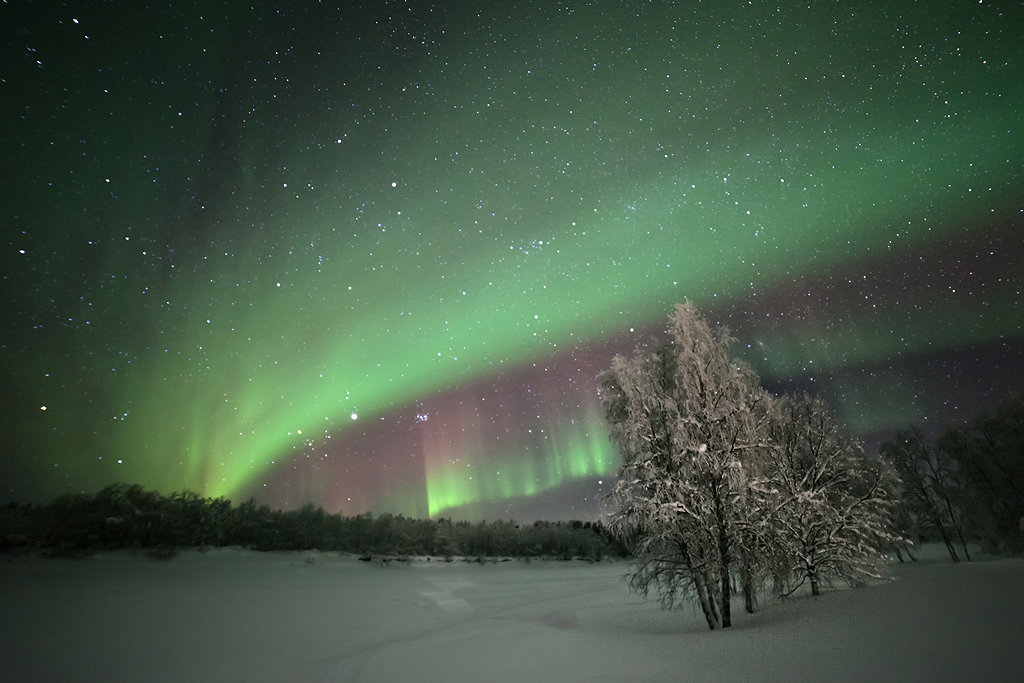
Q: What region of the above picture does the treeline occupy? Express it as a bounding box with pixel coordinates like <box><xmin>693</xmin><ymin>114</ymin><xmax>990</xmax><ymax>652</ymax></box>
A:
<box><xmin>881</xmin><ymin>393</ymin><xmax>1024</xmax><ymax>560</ymax></box>
<box><xmin>0</xmin><ymin>484</ymin><xmax>627</xmax><ymax>561</ymax></box>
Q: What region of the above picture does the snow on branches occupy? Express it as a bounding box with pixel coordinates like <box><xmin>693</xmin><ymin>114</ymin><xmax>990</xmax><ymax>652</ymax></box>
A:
<box><xmin>600</xmin><ymin>302</ymin><xmax>905</xmax><ymax>630</ymax></box>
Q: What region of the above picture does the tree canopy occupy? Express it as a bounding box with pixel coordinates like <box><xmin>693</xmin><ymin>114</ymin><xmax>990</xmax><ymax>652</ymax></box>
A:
<box><xmin>600</xmin><ymin>302</ymin><xmax>903</xmax><ymax>630</ymax></box>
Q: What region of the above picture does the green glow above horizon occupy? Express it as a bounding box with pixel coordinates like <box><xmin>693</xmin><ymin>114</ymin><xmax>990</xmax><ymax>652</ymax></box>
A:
<box><xmin>424</xmin><ymin>408</ymin><xmax>616</xmax><ymax>518</ymax></box>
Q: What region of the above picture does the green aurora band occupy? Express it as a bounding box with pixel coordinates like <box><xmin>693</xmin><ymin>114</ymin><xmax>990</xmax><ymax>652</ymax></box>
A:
<box><xmin>3</xmin><ymin>1</ymin><xmax>1021</xmax><ymax>517</ymax></box>
<box><xmin>109</xmin><ymin>102</ymin><xmax>1016</xmax><ymax>503</ymax></box>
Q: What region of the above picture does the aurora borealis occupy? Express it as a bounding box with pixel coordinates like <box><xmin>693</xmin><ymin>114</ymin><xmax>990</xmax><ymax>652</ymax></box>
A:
<box><xmin>2</xmin><ymin>1</ymin><xmax>1021</xmax><ymax>521</ymax></box>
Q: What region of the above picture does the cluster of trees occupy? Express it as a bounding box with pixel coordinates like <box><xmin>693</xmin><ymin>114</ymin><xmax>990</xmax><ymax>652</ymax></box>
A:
<box><xmin>0</xmin><ymin>483</ymin><xmax>626</xmax><ymax>561</ymax></box>
<box><xmin>600</xmin><ymin>303</ymin><xmax>904</xmax><ymax>630</ymax></box>
<box><xmin>881</xmin><ymin>394</ymin><xmax>1024</xmax><ymax>560</ymax></box>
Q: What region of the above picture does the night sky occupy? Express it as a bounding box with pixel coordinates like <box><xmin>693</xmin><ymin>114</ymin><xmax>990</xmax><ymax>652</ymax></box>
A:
<box><xmin>2</xmin><ymin>1</ymin><xmax>1021</xmax><ymax>522</ymax></box>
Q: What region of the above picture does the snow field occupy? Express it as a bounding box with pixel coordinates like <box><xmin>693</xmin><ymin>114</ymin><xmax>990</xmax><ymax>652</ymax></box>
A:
<box><xmin>2</xmin><ymin>547</ymin><xmax>1021</xmax><ymax>682</ymax></box>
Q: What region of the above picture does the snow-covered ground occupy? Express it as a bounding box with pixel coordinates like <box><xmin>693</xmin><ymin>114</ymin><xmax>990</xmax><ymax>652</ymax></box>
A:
<box><xmin>2</xmin><ymin>546</ymin><xmax>1021</xmax><ymax>682</ymax></box>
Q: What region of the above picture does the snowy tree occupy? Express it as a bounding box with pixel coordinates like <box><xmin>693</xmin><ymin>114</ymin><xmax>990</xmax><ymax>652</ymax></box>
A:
<box><xmin>937</xmin><ymin>394</ymin><xmax>1024</xmax><ymax>554</ymax></box>
<box><xmin>880</xmin><ymin>395</ymin><xmax>1024</xmax><ymax>559</ymax></box>
<box><xmin>762</xmin><ymin>394</ymin><xmax>905</xmax><ymax>596</ymax></box>
<box><xmin>880</xmin><ymin>427</ymin><xmax>970</xmax><ymax>562</ymax></box>
<box><xmin>600</xmin><ymin>302</ymin><xmax>772</xmax><ymax>629</ymax></box>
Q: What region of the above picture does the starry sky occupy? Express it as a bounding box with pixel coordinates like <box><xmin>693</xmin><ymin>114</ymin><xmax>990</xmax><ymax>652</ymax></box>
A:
<box><xmin>2</xmin><ymin>1</ymin><xmax>1021</xmax><ymax>522</ymax></box>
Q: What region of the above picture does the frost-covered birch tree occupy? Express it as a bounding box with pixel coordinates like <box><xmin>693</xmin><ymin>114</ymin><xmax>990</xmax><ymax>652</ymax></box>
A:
<box><xmin>762</xmin><ymin>394</ymin><xmax>904</xmax><ymax>596</ymax></box>
<box><xmin>600</xmin><ymin>302</ymin><xmax>772</xmax><ymax>629</ymax></box>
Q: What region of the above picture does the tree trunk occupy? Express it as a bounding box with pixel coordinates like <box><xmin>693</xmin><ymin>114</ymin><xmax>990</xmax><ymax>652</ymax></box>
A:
<box><xmin>719</xmin><ymin>556</ymin><xmax>732</xmax><ymax>628</ymax></box>
<box><xmin>928</xmin><ymin>504</ymin><xmax>960</xmax><ymax>562</ymax></box>
<box><xmin>715</xmin><ymin>495</ymin><xmax>732</xmax><ymax>628</ymax></box>
<box><xmin>742</xmin><ymin>563</ymin><xmax>757</xmax><ymax>613</ymax></box>
<box><xmin>938</xmin><ymin>490</ymin><xmax>972</xmax><ymax>562</ymax></box>
<box><xmin>938</xmin><ymin>524</ymin><xmax>960</xmax><ymax>562</ymax></box>
<box><xmin>809</xmin><ymin>565</ymin><xmax>821</xmax><ymax>597</ymax></box>
<box><xmin>894</xmin><ymin>545</ymin><xmax>917</xmax><ymax>562</ymax></box>
<box><xmin>954</xmin><ymin>523</ymin><xmax>972</xmax><ymax>563</ymax></box>
<box><xmin>693</xmin><ymin>573</ymin><xmax>720</xmax><ymax>630</ymax></box>
<box><xmin>708</xmin><ymin>572</ymin><xmax>722</xmax><ymax>625</ymax></box>
<box><xmin>910</xmin><ymin>470</ymin><xmax>959</xmax><ymax>562</ymax></box>
<box><xmin>737</xmin><ymin>554</ymin><xmax>757</xmax><ymax>613</ymax></box>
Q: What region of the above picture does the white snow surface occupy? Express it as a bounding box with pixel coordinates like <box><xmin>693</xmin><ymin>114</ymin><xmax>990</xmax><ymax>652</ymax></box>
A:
<box><xmin>2</xmin><ymin>546</ymin><xmax>1021</xmax><ymax>682</ymax></box>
